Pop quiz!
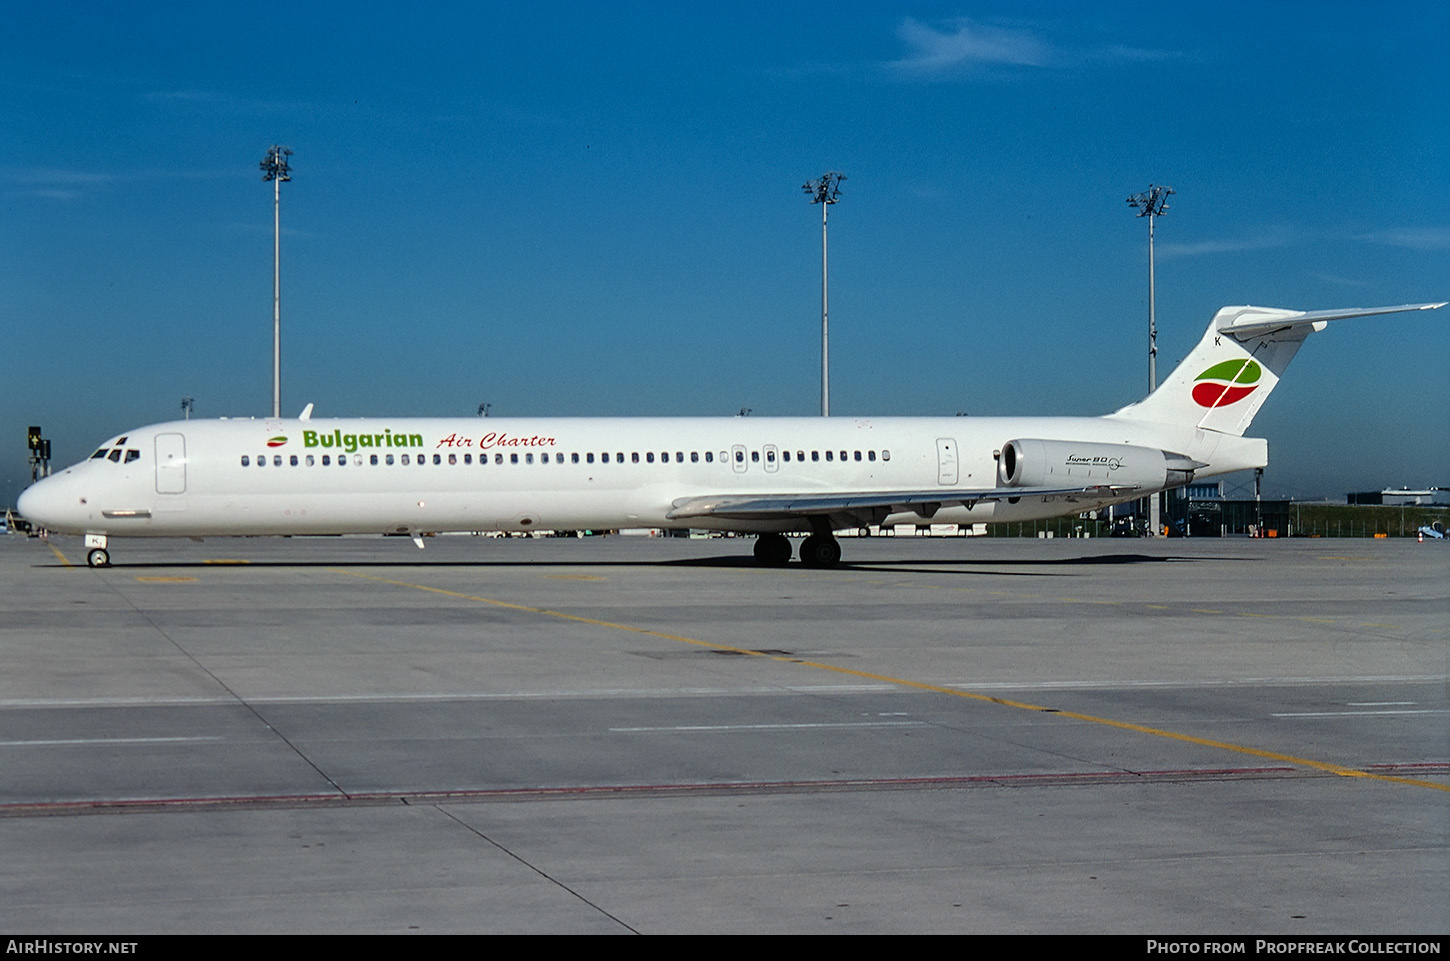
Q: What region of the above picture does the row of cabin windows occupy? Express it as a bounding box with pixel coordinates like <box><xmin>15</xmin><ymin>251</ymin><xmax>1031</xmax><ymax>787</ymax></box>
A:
<box><xmin>240</xmin><ymin>448</ymin><xmax>892</xmax><ymax>468</ymax></box>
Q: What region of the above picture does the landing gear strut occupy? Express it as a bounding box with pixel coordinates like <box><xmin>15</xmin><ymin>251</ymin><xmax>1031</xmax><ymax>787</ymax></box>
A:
<box><xmin>798</xmin><ymin>534</ymin><xmax>841</xmax><ymax>569</ymax></box>
<box><xmin>753</xmin><ymin>532</ymin><xmax>792</xmax><ymax>567</ymax></box>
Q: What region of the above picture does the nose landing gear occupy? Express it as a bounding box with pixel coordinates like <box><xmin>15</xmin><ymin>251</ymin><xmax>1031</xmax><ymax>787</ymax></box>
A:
<box><xmin>83</xmin><ymin>534</ymin><xmax>111</xmax><ymax>568</ymax></box>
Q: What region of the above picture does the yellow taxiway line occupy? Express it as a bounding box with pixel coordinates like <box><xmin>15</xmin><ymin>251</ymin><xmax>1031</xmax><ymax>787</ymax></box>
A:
<box><xmin>333</xmin><ymin>568</ymin><xmax>1447</xmax><ymax>794</ymax></box>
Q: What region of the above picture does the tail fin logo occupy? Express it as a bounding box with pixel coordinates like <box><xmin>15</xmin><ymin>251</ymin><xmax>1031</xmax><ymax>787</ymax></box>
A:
<box><xmin>1191</xmin><ymin>359</ymin><xmax>1262</xmax><ymax>408</ymax></box>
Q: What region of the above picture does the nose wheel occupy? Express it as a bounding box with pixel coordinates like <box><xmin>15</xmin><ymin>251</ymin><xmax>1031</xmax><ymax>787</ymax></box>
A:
<box><xmin>86</xmin><ymin>548</ymin><xmax>111</xmax><ymax>568</ymax></box>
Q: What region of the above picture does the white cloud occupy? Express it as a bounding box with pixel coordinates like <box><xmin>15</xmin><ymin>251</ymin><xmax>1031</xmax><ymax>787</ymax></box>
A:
<box><xmin>889</xmin><ymin>18</ymin><xmax>1052</xmax><ymax>75</ymax></box>
<box><xmin>885</xmin><ymin>18</ymin><xmax>1179</xmax><ymax>78</ymax></box>
<box><xmin>1357</xmin><ymin>227</ymin><xmax>1450</xmax><ymax>251</ymax></box>
<box><xmin>3</xmin><ymin>168</ymin><xmax>114</xmax><ymax>200</ymax></box>
<box><xmin>1158</xmin><ymin>229</ymin><xmax>1293</xmax><ymax>260</ymax></box>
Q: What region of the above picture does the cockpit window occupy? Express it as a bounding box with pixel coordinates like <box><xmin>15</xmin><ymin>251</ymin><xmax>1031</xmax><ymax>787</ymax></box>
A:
<box><xmin>107</xmin><ymin>449</ymin><xmax>122</xmax><ymax>462</ymax></box>
<box><xmin>90</xmin><ymin>449</ymin><xmax>108</xmax><ymax>460</ymax></box>
<box><xmin>123</xmin><ymin>449</ymin><xmax>140</xmax><ymax>463</ymax></box>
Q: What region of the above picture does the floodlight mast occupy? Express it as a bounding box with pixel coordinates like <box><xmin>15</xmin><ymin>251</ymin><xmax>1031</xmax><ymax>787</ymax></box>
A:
<box><xmin>1127</xmin><ymin>183</ymin><xmax>1174</xmax><ymax>537</ymax></box>
<box><xmin>1126</xmin><ymin>184</ymin><xmax>1173</xmax><ymax>391</ymax></box>
<box><xmin>261</xmin><ymin>145</ymin><xmax>293</xmax><ymax>418</ymax></box>
<box><xmin>804</xmin><ymin>172</ymin><xmax>845</xmax><ymax>416</ymax></box>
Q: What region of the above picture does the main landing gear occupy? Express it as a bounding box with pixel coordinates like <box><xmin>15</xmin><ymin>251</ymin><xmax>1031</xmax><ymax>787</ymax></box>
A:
<box><xmin>752</xmin><ymin>533</ymin><xmax>842</xmax><ymax>569</ymax></box>
<box><xmin>753</xmin><ymin>532</ymin><xmax>792</xmax><ymax>567</ymax></box>
<box><xmin>798</xmin><ymin>534</ymin><xmax>842</xmax><ymax>569</ymax></box>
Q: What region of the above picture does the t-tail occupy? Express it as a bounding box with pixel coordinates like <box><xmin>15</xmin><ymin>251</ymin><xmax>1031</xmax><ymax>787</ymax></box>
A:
<box><xmin>1109</xmin><ymin>302</ymin><xmax>1445</xmax><ymax>436</ymax></box>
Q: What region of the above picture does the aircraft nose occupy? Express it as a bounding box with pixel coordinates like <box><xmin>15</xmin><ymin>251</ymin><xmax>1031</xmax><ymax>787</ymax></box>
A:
<box><xmin>17</xmin><ymin>474</ymin><xmax>77</xmax><ymax>531</ymax></box>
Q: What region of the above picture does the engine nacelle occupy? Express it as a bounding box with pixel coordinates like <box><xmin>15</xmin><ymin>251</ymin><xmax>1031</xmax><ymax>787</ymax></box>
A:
<box><xmin>997</xmin><ymin>439</ymin><xmax>1201</xmax><ymax>491</ymax></box>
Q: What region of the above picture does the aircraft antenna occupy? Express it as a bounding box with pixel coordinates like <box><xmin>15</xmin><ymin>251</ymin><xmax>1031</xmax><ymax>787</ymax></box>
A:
<box><xmin>804</xmin><ymin>172</ymin><xmax>845</xmax><ymax>416</ymax></box>
<box><xmin>261</xmin><ymin>145</ymin><xmax>293</xmax><ymax>419</ymax></box>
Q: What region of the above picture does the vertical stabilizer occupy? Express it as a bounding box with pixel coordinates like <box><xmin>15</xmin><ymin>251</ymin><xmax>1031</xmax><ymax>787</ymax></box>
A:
<box><xmin>1110</xmin><ymin>302</ymin><xmax>1444</xmax><ymax>437</ymax></box>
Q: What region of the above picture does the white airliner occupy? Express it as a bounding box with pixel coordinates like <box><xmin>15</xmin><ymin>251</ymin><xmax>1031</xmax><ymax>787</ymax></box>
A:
<box><xmin>18</xmin><ymin>301</ymin><xmax>1444</xmax><ymax>568</ymax></box>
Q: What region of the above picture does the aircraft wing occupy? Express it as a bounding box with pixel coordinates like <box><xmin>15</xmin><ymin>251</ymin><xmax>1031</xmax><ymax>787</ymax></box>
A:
<box><xmin>667</xmin><ymin>484</ymin><xmax>1129</xmax><ymax>527</ymax></box>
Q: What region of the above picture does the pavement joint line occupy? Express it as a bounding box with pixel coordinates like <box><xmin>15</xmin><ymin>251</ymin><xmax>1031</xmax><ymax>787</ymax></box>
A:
<box><xmin>0</xmin><ymin>767</ymin><xmax>1347</xmax><ymax>817</ymax></box>
<box><xmin>332</xmin><ymin>568</ymin><xmax>1449</xmax><ymax>794</ymax></box>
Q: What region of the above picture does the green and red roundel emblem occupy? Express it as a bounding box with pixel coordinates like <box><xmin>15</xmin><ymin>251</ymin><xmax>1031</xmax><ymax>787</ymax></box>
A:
<box><xmin>266</xmin><ymin>435</ymin><xmax>289</xmax><ymax>448</ymax></box>
<box><xmin>1192</xmin><ymin>359</ymin><xmax>1262</xmax><ymax>408</ymax></box>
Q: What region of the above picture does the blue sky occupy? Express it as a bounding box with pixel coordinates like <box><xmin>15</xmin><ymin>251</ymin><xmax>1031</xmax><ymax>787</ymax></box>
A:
<box><xmin>4</xmin><ymin>1</ymin><xmax>1447</xmax><ymax>505</ymax></box>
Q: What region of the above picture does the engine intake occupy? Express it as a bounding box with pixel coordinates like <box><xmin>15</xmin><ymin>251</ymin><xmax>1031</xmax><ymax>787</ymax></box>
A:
<box><xmin>998</xmin><ymin>439</ymin><xmax>1202</xmax><ymax>491</ymax></box>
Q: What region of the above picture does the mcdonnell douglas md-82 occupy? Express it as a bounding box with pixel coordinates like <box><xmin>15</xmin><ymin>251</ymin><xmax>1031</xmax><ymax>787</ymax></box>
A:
<box><xmin>18</xmin><ymin>301</ymin><xmax>1445</xmax><ymax>568</ymax></box>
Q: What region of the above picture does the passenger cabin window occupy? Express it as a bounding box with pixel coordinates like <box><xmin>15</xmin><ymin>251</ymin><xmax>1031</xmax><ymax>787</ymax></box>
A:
<box><xmin>241</xmin><ymin>455</ymin><xmax>250</xmax><ymax>467</ymax></box>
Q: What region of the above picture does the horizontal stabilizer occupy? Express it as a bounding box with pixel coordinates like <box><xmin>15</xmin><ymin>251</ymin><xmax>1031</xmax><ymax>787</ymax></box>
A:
<box><xmin>1216</xmin><ymin>302</ymin><xmax>1446</xmax><ymax>339</ymax></box>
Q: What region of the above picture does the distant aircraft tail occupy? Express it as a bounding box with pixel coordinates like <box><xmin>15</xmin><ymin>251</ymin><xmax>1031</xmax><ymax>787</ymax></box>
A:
<box><xmin>1109</xmin><ymin>302</ymin><xmax>1445</xmax><ymax>437</ymax></box>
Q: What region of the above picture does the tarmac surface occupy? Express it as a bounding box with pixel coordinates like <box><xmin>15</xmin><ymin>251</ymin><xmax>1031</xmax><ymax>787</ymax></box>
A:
<box><xmin>1</xmin><ymin>531</ymin><xmax>1446</xmax><ymax>934</ymax></box>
